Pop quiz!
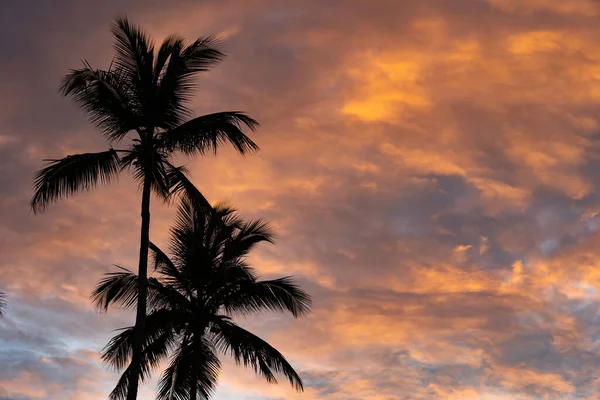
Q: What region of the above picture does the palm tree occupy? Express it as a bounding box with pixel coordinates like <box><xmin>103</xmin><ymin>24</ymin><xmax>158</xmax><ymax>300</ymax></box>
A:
<box><xmin>91</xmin><ymin>189</ymin><xmax>311</xmax><ymax>400</ymax></box>
<box><xmin>31</xmin><ymin>17</ymin><xmax>258</xmax><ymax>400</ymax></box>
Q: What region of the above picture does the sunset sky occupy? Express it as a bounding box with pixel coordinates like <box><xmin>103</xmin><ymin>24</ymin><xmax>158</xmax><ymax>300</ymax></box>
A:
<box><xmin>4</xmin><ymin>0</ymin><xmax>600</xmax><ymax>399</ymax></box>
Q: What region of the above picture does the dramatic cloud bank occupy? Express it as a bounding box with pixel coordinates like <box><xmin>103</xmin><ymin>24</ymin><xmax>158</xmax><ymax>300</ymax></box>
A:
<box><xmin>3</xmin><ymin>0</ymin><xmax>600</xmax><ymax>398</ymax></box>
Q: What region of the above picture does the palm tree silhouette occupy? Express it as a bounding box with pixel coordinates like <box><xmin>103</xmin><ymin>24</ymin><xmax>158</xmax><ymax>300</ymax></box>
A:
<box><xmin>31</xmin><ymin>17</ymin><xmax>258</xmax><ymax>400</ymax></box>
<box><xmin>91</xmin><ymin>187</ymin><xmax>311</xmax><ymax>400</ymax></box>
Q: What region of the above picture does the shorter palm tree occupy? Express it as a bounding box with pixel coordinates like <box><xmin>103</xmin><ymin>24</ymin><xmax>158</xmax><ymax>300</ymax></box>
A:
<box><xmin>92</xmin><ymin>190</ymin><xmax>312</xmax><ymax>400</ymax></box>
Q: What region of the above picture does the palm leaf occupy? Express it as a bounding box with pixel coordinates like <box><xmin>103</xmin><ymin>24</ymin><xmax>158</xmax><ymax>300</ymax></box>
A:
<box><xmin>147</xmin><ymin>151</ymin><xmax>171</xmax><ymax>200</ymax></box>
<box><xmin>219</xmin><ymin>219</ymin><xmax>275</xmax><ymax>265</ymax></box>
<box><xmin>31</xmin><ymin>149</ymin><xmax>121</xmax><ymax>213</ymax></box>
<box><xmin>153</xmin><ymin>36</ymin><xmax>184</xmax><ymax>85</ymax></box>
<box><xmin>91</xmin><ymin>266</ymin><xmax>139</xmax><ymax>311</ymax></box>
<box><xmin>210</xmin><ymin>316</ymin><xmax>303</xmax><ymax>391</ymax></box>
<box><xmin>0</xmin><ymin>291</ymin><xmax>5</xmax><ymax>317</ymax></box>
<box><xmin>91</xmin><ymin>266</ymin><xmax>185</xmax><ymax>312</ymax></box>
<box><xmin>120</xmin><ymin>144</ymin><xmax>172</xmax><ymax>200</ymax></box>
<box><xmin>166</xmin><ymin>164</ymin><xmax>212</xmax><ymax>211</ymax></box>
<box><xmin>102</xmin><ymin>309</ymin><xmax>178</xmax><ymax>371</ymax></box>
<box><xmin>155</xmin><ymin>36</ymin><xmax>225</xmax><ymax>130</ymax></box>
<box><xmin>217</xmin><ymin>276</ymin><xmax>312</xmax><ymax>318</ymax></box>
<box><xmin>167</xmin><ymin>176</ymin><xmax>217</xmax><ymax>273</ymax></box>
<box><xmin>181</xmin><ymin>36</ymin><xmax>225</xmax><ymax>73</ymax></box>
<box><xmin>108</xmin><ymin>364</ymin><xmax>135</xmax><ymax>400</ymax></box>
<box><xmin>162</xmin><ymin>112</ymin><xmax>259</xmax><ymax>156</ymax></box>
<box><xmin>157</xmin><ymin>337</ymin><xmax>221</xmax><ymax>400</ymax></box>
<box><xmin>104</xmin><ymin>310</ymin><xmax>180</xmax><ymax>400</ymax></box>
<box><xmin>148</xmin><ymin>277</ymin><xmax>191</xmax><ymax>312</ymax></box>
<box><xmin>111</xmin><ymin>17</ymin><xmax>155</xmax><ymax>104</ymax></box>
<box><xmin>150</xmin><ymin>241</ymin><xmax>180</xmax><ymax>277</ymax></box>
<box><xmin>60</xmin><ymin>63</ymin><xmax>139</xmax><ymax>142</ymax></box>
<box><xmin>152</xmin><ymin>35</ymin><xmax>188</xmax><ymax>129</ymax></box>
<box><xmin>149</xmin><ymin>241</ymin><xmax>195</xmax><ymax>299</ymax></box>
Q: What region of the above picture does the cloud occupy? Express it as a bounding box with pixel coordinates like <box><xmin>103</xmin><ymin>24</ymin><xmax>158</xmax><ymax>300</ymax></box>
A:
<box><xmin>484</xmin><ymin>0</ymin><xmax>600</xmax><ymax>16</ymax></box>
<box><xmin>4</xmin><ymin>0</ymin><xmax>600</xmax><ymax>399</ymax></box>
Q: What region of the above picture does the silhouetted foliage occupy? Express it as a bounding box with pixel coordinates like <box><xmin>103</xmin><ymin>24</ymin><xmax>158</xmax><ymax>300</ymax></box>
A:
<box><xmin>31</xmin><ymin>16</ymin><xmax>258</xmax><ymax>400</ymax></box>
<box><xmin>92</xmin><ymin>188</ymin><xmax>311</xmax><ymax>400</ymax></box>
<box><xmin>0</xmin><ymin>291</ymin><xmax>5</xmax><ymax>317</ymax></box>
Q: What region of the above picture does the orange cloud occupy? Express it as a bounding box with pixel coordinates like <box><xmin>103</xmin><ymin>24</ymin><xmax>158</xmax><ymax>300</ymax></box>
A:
<box><xmin>6</xmin><ymin>1</ymin><xmax>600</xmax><ymax>399</ymax></box>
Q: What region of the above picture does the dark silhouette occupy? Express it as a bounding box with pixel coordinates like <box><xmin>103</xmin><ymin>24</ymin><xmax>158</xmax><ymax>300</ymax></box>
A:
<box><xmin>91</xmin><ymin>185</ymin><xmax>311</xmax><ymax>399</ymax></box>
<box><xmin>0</xmin><ymin>291</ymin><xmax>5</xmax><ymax>317</ymax></box>
<box><xmin>30</xmin><ymin>17</ymin><xmax>258</xmax><ymax>400</ymax></box>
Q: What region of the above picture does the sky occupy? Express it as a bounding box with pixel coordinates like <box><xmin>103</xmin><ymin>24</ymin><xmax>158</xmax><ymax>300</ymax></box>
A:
<box><xmin>4</xmin><ymin>0</ymin><xmax>600</xmax><ymax>399</ymax></box>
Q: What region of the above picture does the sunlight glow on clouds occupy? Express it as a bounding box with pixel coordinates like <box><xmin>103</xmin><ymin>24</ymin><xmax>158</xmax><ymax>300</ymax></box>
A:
<box><xmin>4</xmin><ymin>0</ymin><xmax>600</xmax><ymax>399</ymax></box>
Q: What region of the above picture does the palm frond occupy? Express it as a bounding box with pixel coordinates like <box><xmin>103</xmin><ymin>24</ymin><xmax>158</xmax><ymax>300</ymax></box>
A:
<box><xmin>60</xmin><ymin>63</ymin><xmax>139</xmax><ymax>142</ymax></box>
<box><xmin>220</xmin><ymin>219</ymin><xmax>275</xmax><ymax>264</ymax></box>
<box><xmin>119</xmin><ymin>144</ymin><xmax>171</xmax><ymax>200</ymax></box>
<box><xmin>210</xmin><ymin>316</ymin><xmax>303</xmax><ymax>391</ymax></box>
<box><xmin>91</xmin><ymin>266</ymin><xmax>185</xmax><ymax>312</ymax></box>
<box><xmin>148</xmin><ymin>152</ymin><xmax>171</xmax><ymax>200</ymax></box>
<box><xmin>149</xmin><ymin>241</ymin><xmax>194</xmax><ymax>300</ymax></box>
<box><xmin>166</xmin><ymin>164</ymin><xmax>212</xmax><ymax>211</ymax></box>
<box><xmin>150</xmin><ymin>241</ymin><xmax>179</xmax><ymax>276</ymax></box>
<box><xmin>156</xmin><ymin>344</ymin><xmax>193</xmax><ymax>400</ymax></box>
<box><xmin>155</xmin><ymin>36</ymin><xmax>225</xmax><ymax>130</ymax></box>
<box><xmin>162</xmin><ymin>112</ymin><xmax>259</xmax><ymax>156</ymax></box>
<box><xmin>217</xmin><ymin>276</ymin><xmax>312</xmax><ymax>318</ymax></box>
<box><xmin>31</xmin><ymin>149</ymin><xmax>121</xmax><ymax>213</ymax></box>
<box><xmin>199</xmin><ymin>202</ymin><xmax>244</xmax><ymax>266</ymax></box>
<box><xmin>148</xmin><ymin>277</ymin><xmax>191</xmax><ymax>312</ymax></box>
<box><xmin>104</xmin><ymin>309</ymin><xmax>182</xmax><ymax>400</ymax></box>
<box><xmin>91</xmin><ymin>266</ymin><xmax>139</xmax><ymax>311</ymax></box>
<box><xmin>111</xmin><ymin>17</ymin><xmax>155</xmax><ymax>103</ymax></box>
<box><xmin>0</xmin><ymin>291</ymin><xmax>5</xmax><ymax>317</ymax></box>
<box><xmin>102</xmin><ymin>309</ymin><xmax>178</xmax><ymax>372</ymax></box>
<box><xmin>157</xmin><ymin>337</ymin><xmax>221</xmax><ymax>400</ymax></box>
<box><xmin>201</xmin><ymin>260</ymin><xmax>256</xmax><ymax>304</ymax></box>
<box><xmin>169</xmin><ymin>197</ymin><xmax>201</xmax><ymax>269</ymax></box>
<box><xmin>167</xmin><ymin>181</ymin><xmax>223</xmax><ymax>273</ymax></box>
<box><xmin>153</xmin><ymin>36</ymin><xmax>184</xmax><ymax>85</ymax></box>
<box><xmin>213</xmin><ymin>201</ymin><xmax>242</xmax><ymax>228</ymax></box>
<box><xmin>181</xmin><ymin>36</ymin><xmax>225</xmax><ymax>73</ymax></box>
<box><xmin>108</xmin><ymin>364</ymin><xmax>134</xmax><ymax>400</ymax></box>
<box><xmin>103</xmin><ymin>327</ymin><xmax>134</xmax><ymax>373</ymax></box>
<box><xmin>151</xmin><ymin>35</ymin><xmax>188</xmax><ymax>129</ymax></box>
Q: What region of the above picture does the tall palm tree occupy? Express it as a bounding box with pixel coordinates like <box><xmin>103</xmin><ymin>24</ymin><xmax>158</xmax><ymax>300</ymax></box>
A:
<box><xmin>31</xmin><ymin>17</ymin><xmax>258</xmax><ymax>400</ymax></box>
<box><xmin>91</xmin><ymin>189</ymin><xmax>311</xmax><ymax>400</ymax></box>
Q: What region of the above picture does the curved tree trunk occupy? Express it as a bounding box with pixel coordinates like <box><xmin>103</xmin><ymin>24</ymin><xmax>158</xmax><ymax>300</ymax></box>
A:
<box><xmin>126</xmin><ymin>175</ymin><xmax>152</xmax><ymax>400</ymax></box>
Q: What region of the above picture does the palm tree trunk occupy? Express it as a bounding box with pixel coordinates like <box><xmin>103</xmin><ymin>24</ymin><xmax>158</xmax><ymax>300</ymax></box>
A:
<box><xmin>190</xmin><ymin>376</ymin><xmax>197</xmax><ymax>400</ymax></box>
<box><xmin>190</xmin><ymin>352</ymin><xmax>198</xmax><ymax>400</ymax></box>
<box><xmin>126</xmin><ymin>175</ymin><xmax>152</xmax><ymax>400</ymax></box>
<box><xmin>189</xmin><ymin>331</ymin><xmax>200</xmax><ymax>400</ymax></box>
